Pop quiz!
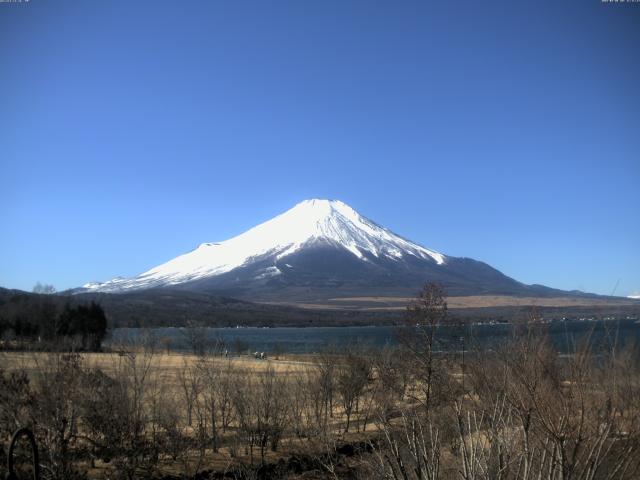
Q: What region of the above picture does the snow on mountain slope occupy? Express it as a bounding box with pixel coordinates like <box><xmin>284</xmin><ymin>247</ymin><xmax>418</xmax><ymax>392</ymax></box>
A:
<box><xmin>82</xmin><ymin>199</ymin><xmax>446</xmax><ymax>293</ymax></box>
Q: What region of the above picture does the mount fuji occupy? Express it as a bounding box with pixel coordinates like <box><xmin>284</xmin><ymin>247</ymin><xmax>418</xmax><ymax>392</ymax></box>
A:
<box><xmin>77</xmin><ymin>199</ymin><xmax>577</xmax><ymax>302</ymax></box>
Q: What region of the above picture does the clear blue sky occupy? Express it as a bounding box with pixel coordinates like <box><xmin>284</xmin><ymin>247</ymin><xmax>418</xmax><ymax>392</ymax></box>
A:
<box><xmin>1</xmin><ymin>0</ymin><xmax>638</xmax><ymax>296</ymax></box>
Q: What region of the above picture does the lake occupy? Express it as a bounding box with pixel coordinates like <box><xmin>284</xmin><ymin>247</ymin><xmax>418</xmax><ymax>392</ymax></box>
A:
<box><xmin>107</xmin><ymin>317</ymin><xmax>640</xmax><ymax>354</ymax></box>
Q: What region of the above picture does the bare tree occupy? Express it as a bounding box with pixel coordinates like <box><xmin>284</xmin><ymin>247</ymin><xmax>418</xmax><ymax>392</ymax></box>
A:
<box><xmin>177</xmin><ymin>358</ymin><xmax>201</xmax><ymax>427</ymax></box>
<box><xmin>77</xmin><ymin>367</ymin><xmax>127</xmax><ymax>468</ymax></box>
<box><xmin>195</xmin><ymin>355</ymin><xmax>235</xmax><ymax>453</ymax></box>
<box><xmin>372</xmin><ymin>407</ymin><xmax>442</xmax><ymax>480</ymax></box>
<box><xmin>181</xmin><ymin>320</ymin><xmax>210</xmax><ymax>356</ymax></box>
<box><xmin>315</xmin><ymin>347</ymin><xmax>337</xmax><ymax>421</ymax></box>
<box><xmin>399</xmin><ymin>282</ymin><xmax>448</xmax><ymax>415</ymax></box>
<box><xmin>464</xmin><ymin>321</ymin><xmax>640</xmax><ymax>480</ymax></box>
<box><xmin>336</xmin><ymin>351</ymin><xmax>371</xmax><ymax>433</ymax></box>
<box><xmin>31</xmin><ymin>353</ymin><xmax>84</xmax><ymax>480</ymax></box>
<box><xmin>302</xmin><ymin>367</ymin><xmax>331</xmax><ymax>439</ymax></box>
<box><xmin>253</xmin><ymin>365</ymin><xmax>290</xmax><ymax>463</ymax></box>
<box><xmin>0</xmin><ymin>367</ymin><xmax>33</xmax><ymax>479</ymax></box>
<box><xmin>108</xmin><ymin>350</ymin><xmax>158</xmax><ymax>479</ymax></box>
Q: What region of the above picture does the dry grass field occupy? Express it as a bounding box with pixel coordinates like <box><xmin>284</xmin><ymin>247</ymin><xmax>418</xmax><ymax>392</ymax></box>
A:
<box><xmin>1</xmin><ymin>349</ymin><xmax>385</xmax><ymax>479</ymax></box>
<box><xmin>266</xmin><ymin>294</ymin><xmax>640</xmax><ymax>311</ymax></box>
<box><xmin>0</xmin><ymin>351</ymin><xmax>314</xmax><ymax>377</ymax></box>
<box><xmin>337</xmin><ymin>294</ymin><xmax>640</xmax><ymax>308</ymax></box>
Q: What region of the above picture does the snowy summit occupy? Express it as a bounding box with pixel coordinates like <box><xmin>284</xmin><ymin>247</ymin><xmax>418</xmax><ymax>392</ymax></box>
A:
<box><xmin>79</xmin><ymin>199</ymin><xmax>579</xmax><ymax>299</ymax></box>
<box><xmin>82</xmin><ymin>199</ymin><xmax>445</xmax><ymax>293</ymax></box>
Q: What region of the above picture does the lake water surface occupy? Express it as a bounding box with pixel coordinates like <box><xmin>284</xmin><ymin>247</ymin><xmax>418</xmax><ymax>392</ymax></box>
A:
<box><xmin>108</xmin><ymin>318</ymin><xmax>640</xmax><ymax>354</ymax></box>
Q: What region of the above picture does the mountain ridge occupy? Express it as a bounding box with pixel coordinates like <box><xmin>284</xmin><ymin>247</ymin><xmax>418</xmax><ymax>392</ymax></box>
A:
<box><xmin>76</xmin><ymin>199</ymin><xmax>601</xmax><ymax>302</ymax></box>
<box><xmin>80</xmin><ymin>199</ymin><xmax>446</xmax><ymax>293</ymax></box>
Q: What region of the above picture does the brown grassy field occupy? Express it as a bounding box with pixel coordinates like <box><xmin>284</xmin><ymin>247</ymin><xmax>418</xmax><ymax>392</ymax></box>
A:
<box><xmin>263</xmin><ymin>294</ymin><xmax>640</xmax><ymax>311</ymax></box>
<box><xmin>0</xmin><ymin>351</ymin><xmax>314</xmax><ymax>376</ymax></box>
<box><xmin>1</xmin><ymin>350</ymin><xmax>379</xmax><ymax>478</ymax></box>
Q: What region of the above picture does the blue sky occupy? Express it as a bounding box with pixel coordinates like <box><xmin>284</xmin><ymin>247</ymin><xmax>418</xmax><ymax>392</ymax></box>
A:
<box><xmin>1</xmin><ymin>0</ymin><xmax>638</xmax><ymax>296</ymax></box>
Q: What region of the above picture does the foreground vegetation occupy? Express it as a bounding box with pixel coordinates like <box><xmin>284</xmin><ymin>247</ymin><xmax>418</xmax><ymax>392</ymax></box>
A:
<box><xmin>1</xmin><ymin>284</ymin><xmax>640</xmax><ymax>479</ymax></box>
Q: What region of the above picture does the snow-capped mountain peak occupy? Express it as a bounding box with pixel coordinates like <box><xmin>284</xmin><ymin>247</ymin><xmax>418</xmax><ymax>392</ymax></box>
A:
<box><xmin>81</xmin><ymin>199</ymin><xmax>445</xmax><ymax>293</ymax></box>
